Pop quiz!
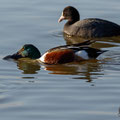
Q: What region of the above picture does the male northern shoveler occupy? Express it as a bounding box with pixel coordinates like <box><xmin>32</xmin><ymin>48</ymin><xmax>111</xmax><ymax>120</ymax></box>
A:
<box><xmin>58</xmin><ymin>6</ymin><xmax>120</xmax><ymax>38</ymax></box>
<box><xmin>3</xmin><ymin>40</ymin><xmax>106</xmax><ymax>64</ymax></box>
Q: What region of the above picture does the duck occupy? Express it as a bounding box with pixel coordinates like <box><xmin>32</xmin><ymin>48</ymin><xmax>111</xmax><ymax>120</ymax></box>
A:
<box><xmin>58</xmin><ymin>6</ymin><xmax>120</xmax><ymax>38</ymax></box>
<box><xmin>3</xmin><ymin>40</ymin><xmax>106</xmax><ymax>64</ymax></box>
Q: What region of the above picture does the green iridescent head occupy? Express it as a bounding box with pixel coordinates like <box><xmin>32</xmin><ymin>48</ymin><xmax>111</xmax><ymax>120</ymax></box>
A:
<box><xmin>3</xmin><ymin>44</ymin><xmax>41</xmax><ymax>60</ymax></box>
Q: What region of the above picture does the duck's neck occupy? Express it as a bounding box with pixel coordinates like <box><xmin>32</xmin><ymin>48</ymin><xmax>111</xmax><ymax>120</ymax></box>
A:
<box><xmin>67</xmin><ymin>15</ymin><xmax>80</xmax><ymax>25</ymax></box>
<box><xmin>31</xmin><ymin>52</ymin><xmax>41</xmax><ymax>59</ymax></box>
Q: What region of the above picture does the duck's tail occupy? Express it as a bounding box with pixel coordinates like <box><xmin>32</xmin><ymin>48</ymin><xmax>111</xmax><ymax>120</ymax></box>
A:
<box><xmin>95</xmin><ymin>49</ymin><xmax>108</xmax><ymax>58</ymax></box>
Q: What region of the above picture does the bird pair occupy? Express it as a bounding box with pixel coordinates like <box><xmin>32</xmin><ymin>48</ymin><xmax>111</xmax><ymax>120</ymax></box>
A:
<box><xmin>4</xmin><ymin>6</ymin><xmax>120</xmax><ymax>64</ymax></box>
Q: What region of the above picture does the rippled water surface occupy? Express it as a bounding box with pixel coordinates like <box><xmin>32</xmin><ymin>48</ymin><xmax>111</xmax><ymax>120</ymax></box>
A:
<box><xmin>0</xmin><ymin>0</ymin><xmax>120</xmax><ymax>120</ymax></box>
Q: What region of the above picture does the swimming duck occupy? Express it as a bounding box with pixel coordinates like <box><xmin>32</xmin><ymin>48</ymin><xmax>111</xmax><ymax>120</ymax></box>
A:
<box><xmin>58</xmin><ymin>6</ymin><xmax>120</xmax><ymax>38</ymax></box>
<box><xmin>3</xmin><ymin>40</ymin><xmax>106</xmax><ymax>64</ymax></box>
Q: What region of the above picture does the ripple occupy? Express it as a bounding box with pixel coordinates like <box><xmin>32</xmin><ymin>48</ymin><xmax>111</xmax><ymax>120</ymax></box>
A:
<box><xmin>48</xmin><ymin>29</ymin><xmax>63</xmax><ymax>37</ymax></box>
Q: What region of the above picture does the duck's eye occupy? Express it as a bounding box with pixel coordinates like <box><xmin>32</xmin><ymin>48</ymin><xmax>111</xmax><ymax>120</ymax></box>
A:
<box><xmin>64</xmin><ymin>12</ymin><xmax>68</xmax><ymax>17</ymax></box>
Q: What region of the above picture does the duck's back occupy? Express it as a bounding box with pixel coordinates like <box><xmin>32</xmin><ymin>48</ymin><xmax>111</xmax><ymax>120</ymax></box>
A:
<box><xmin>64</xmin><ymin>18</ymin><xmax>120</xmax><ymax>38</ymax></box>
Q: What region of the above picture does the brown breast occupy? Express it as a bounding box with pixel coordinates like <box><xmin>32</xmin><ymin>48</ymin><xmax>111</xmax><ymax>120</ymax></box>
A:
<box><xmin>44</xmin><ymin>49</ymin><xmax>75</xmax><ymax>64</ymax></box>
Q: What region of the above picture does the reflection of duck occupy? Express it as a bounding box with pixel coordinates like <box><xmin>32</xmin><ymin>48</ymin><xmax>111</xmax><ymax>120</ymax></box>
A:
<box><xmin>17</xmin><ymin>60</ymin><xmax>40</xmax><ymax>74</ymax></box>
<box><xmin>58</xmin><ymin>6</ymin><xmax>120</xmax><ymax>38</ymax></box>
<box><xmin>3</xmin><ymin>40</ymin><xmax>106</xmax><ymax>64</ymax></box>
<box><xmin>64</xmin><ymin>33</ymin><xmax>120</xmax><ymax>49</ymax></box>
<box><xmin>10</xmin><ymin>56</ymin><xmax>103</xmax><ymax>82</ymax></box>
<box><xmin>44</xmin><ymin>60</ymin><xmax>103</xmax><ymax>82</ymax></box>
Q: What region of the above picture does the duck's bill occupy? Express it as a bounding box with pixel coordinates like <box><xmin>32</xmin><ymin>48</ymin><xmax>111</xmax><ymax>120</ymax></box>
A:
<box><xmin>58</xmin><ymin>14</ymin><xmax>65</xmax><ymax>23</ymax></box>
<box><xmin>3</xmin><ymin>52</ymin><xmax>23</xmax><ymax>60</ymax></box>
<box><xmin>3</xmin><ymin>47</ymin><xmax>26</xmax><ymax>60</ymax></box>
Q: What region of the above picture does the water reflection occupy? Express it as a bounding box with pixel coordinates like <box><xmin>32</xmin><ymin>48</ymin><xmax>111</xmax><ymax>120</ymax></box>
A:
<box><xmin>118</xmin><ymin>107</ymin><xmax>120</xmax><ymax>117</ymax></box>
<box><xmin>45</xmin><ymin>60</ymin><xmax>103</xmax><ymax>82</ymax></box>
<box><xmin>16</xmin><ymin>60</ymin><xmax>40</xmax><ymax>74</ymax></box>
<box><xmin>64</xmin><ymin>33</ymin><xmax>120</xmax><ymax>48</ymax></box>
<box><xmin>15</xmin><ymin>59</ymin><xmax>104</xmax><ymax>82</ymax></box>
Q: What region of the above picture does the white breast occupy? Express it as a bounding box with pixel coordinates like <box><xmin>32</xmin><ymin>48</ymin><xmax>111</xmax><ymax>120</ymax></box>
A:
<box><xmin>38</xmin><ymin>52</ymin><xmax>48</xmax><ymax>62</ymax></box>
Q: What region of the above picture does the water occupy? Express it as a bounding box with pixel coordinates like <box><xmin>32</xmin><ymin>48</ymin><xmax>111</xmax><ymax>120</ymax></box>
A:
<box><xmin>0</xmin><ymin>0</ymin><xmax>120</xmax><ymax>120</ymax></box>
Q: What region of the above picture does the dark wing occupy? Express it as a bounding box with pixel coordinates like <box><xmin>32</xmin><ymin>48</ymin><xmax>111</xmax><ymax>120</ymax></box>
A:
<box><xmin>48</xmin><ymin>40</ymin><xmax>95</xmax><ymax>52</ymax></box>
<box><xmin>66</xmin><ymin>46</ymin><xmax>107</xmax><ymax>59</ymax></box>
<box><xmin>80</xmin><ymin>47</ymin><xmax>107</xmax><ymax>58</ymax></box>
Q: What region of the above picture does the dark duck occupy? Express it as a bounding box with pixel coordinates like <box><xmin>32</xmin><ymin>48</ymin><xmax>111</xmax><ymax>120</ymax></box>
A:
<box><xmin>58</xmin><ymin>6</ymin><xmax>120</xmax><ymax>38</ymax></box>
